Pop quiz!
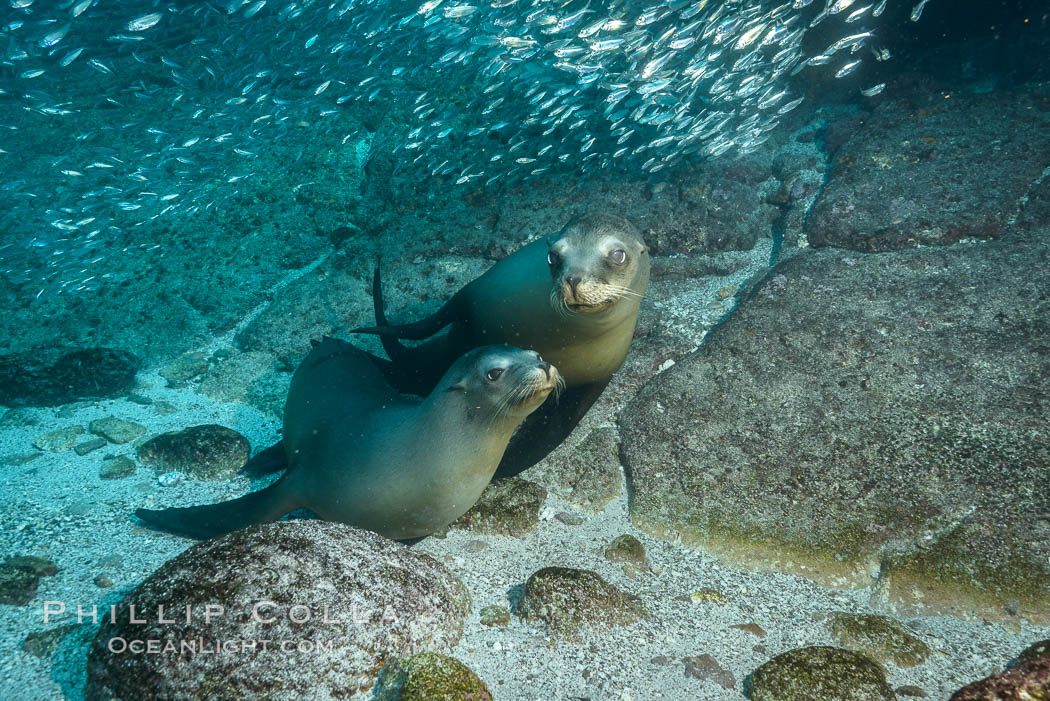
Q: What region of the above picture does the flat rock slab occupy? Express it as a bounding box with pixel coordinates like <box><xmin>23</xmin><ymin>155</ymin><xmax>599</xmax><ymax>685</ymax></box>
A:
<box><xmin>808</xmin><ymin>90</ymin><xmax>1050</xmax><ymax>251</ymax></box>
<box><xmin>619</xmin><ymin>237</ymin><xmax>1050</xmax><ymax>622</ymax></box>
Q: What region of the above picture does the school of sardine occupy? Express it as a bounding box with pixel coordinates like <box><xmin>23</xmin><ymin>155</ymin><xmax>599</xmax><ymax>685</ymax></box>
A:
<box><xmin>0</xmin><ymin>0</ymin><xmax>928</xmax><ymax>296</ymax></box>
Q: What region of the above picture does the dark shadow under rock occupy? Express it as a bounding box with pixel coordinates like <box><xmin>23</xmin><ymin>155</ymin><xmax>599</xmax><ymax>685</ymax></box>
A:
<box><xmin>619</xmin><ymin>236</ymin><xmax>1050</xmax><ymax>622</ymax></box>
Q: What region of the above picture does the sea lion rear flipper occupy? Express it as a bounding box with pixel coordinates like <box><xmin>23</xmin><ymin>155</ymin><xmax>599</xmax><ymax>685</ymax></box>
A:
<box><xmin>351</xmin><ymin>266</ymin><xmax>459</xmax><ymax>342</ymax></box>
<box><xmin>240</xmin><ymin>441</ymin><xmax>287</xmax><ymax>478</ymax></box>
<box><xmin>494</xmin><ymin>379</ymin><xmax>610</xmax><ymax>478</ymax></box>
<box><xmin>134</xmin><ymin>479</ymin><xmax>295</xmax><ymax>540</ymax></box>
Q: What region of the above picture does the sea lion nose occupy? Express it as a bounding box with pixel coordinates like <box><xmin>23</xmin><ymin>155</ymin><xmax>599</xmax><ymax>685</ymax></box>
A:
<box><xmin>539</xmin><ymin>361</ymin><xmax>551</xmax><ymax>379</ymax></box>
<box><xmin>566</xmin><ymin>275</ymin><xmax>581</xmax><ymax>295</ymax></box>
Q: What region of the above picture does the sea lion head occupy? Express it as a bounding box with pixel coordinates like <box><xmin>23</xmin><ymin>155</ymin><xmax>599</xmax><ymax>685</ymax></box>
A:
<box><xmin>439</xmin><ymin>345</ymin><xmax>562</xmax><ymax>422</ymax></box>
<box><xmin>546</xmin><ymin>212</ymin><xmax>650</xmax><ymax>316</ymax></box>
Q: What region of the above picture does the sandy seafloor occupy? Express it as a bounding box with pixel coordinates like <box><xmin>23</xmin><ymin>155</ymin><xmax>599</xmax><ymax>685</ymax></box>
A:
<box><xmin>1</xmin><ymin>239</ymin><xmax>1047</xmax><ymax>701</ymax></box>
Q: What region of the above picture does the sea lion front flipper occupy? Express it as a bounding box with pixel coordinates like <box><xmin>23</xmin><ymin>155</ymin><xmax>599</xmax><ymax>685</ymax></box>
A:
<box><xmin>493</xmin><ymin>378</ymin><xmax>611</xmax><ymax>478</ymax></box>
<box><xmin>240</xmin><ymin>441</ymin><xmax>287</xmax><ymax>478</ymax></box>
<box><xmin>134</xmin><ymin>478</ymin><xmax>296</xmax><ymax>540</ymax></box>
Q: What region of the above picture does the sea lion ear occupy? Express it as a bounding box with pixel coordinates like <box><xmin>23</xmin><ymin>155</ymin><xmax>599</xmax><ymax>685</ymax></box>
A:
<box><xmin>447</xmin><ymin>382</ymin><xmax>467</xmax><ymax>393</ymax></box>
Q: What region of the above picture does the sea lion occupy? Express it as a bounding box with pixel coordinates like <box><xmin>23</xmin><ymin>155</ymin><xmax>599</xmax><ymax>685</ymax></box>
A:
<box><xmin>135</xmin><ymin>338</ymin><xmax>560</xmax><ymax>540</ymax></box>
<box><xmin>354</xmin><ymin>212</ymin><xmax>650</xmax><ymax>476</ymax></box>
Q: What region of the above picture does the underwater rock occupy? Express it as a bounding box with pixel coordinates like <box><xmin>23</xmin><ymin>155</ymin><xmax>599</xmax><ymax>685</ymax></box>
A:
<box><xmin>136</xmin><ymin>424</ymin><xmax>250</xmax><ymax>481</ymax></box>
<box><xmin>32</xmin><ymin>425</ymin><xmax>84</xmax><ymax>451</ymax></box>
<box><xmin>603</xmin><ymin>535</ymin><xmax>649</xmax><ymax>568</ymax></box>
<box><xmin>514</xmin><ymin>567</ymin><xmax>647</xmax><ymax>640</ymax></box>
<box><xmin>750</xmin><ymin>646</ymin><xmax>895</xmax><ymax>701</ymax></box>
<box><xmin>554</xmin><ymin>512</ymin><xmax>586</xmax><ymax>526</ymax></box>
<box><xmin>687</xmin><ymin>589</ymin><xmax>731</xmax><ymax>606</ymax></box>
<box><xmin>808</xmin><ymin>90</ymin><xmax>1050</xmax><ymax>251</ymax></box>
<box><xmin>74</xmin><ymin>437</ymin><xmax>108</xmax><ymax>455</ymax></box>
<box><xmin>619</xmin><ymin>238</ymin><xmax>1050</xmax><ymax>622</ymax></box>
<box><xmin>949</xmin><ymin>655</ymin><xmax>1050</xmax><ymax>700</ymax></box>
<box><xmin>0</xmin><ymin>408</ymin><xmax>41</xmax><ymax>428</ymax></box>
<box><xmin>0</xmin><ymin>347</ymin><xmax>140</xmax><ymax>407</ymax></box>
<box><xmin>450</xmin><ymin>478</ymin><xmax>546</xmax><ymax>537</ymax></box>
<box><xmin>4</xmin><ymin>555</ymin><xmax>58</xmax><ymax>577</ymax></box>
<box><xmin>0</xmin><ymin>564</ymin><xmax>40</xmax><ymax>606</ymax></box>
<box><xmin>1016</xmin><ymin>640</ymin><xmax>1050</xmax><ymax>665</ymax></box>
<box><xmin>373</xmin><ymin>653</ymin><xmax>492</xmax><ymax>701</ymax></box>
<box><xmin>479</xmin><ymin>606</ymin><xmax>510</xmax><ymax>628</ymax></box>
<box><xmin>158</xmin><ymin>351</ymin><xmax>209</xmax><ymax>387</ymax></box>
<box><xmin>85</xmin><ymin>521</ymin><xmax>471</xmax><ymax>700</ymax></box>
<box><xmin>99</xmin><ymin>455</ymin><xmax>136</xmax><ymax>480</ymax></box>
<box><xmin>0</xmin><ymin>452</ymin><xmax>41</xmax><ymax>467</ymax></box>
<box><xmin>682</xmin><ymin>654</ymin><xmax>736</xmax><ymax>690</ymax></box>
<box><xmin>88</xmin><ymin>416</ymin><xmax>146</xmax><ymax>444</ymax></box>
<box><xmin>548</xmin><ymin>426</ymin><xmax>622</xmax><ymax>512</ymax></box>
<box><xmin>827</xmin><ymin>613</ymin><xmax>930</xmax><ymax>668</ymax></box>
<box><xmin>22</xmin><ymin>624</ymin><xmax>78</xmax><ymax>659</ymax></box>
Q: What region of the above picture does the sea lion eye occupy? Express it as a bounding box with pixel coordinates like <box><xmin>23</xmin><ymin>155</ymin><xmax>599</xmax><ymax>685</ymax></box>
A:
<box><xmin>547</xmin><ymin>250</ymin><xmax>560</xmax><ymax>267</ymax></box>
<box><xmin>486</xmin><ymin>367</ymin><xmax>505</xmax><ymax>381</ymax></box>
<box><xmin>609</xmin><ymin>249</ymin><xmax>627</xmax><ymax>265</ymax></box>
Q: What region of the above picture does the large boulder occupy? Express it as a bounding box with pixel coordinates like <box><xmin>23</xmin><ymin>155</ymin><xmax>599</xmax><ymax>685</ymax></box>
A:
<box><xmin>807</xmin><ymin>90</ymin><xmax>1050</xmax><ymax>251</ymax></box>
<box><xmin>85</xmin><ymin>521</ymin><xmax>471</xmax><ymax>700</ymax></box>
<box><xmin>619</xmin><ymin>235</ymin><xmax>1050</xmax><ymax>622</ymax></box>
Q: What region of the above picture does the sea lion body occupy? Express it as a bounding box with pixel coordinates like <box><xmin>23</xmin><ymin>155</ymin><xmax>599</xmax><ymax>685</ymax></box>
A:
<box><xmin>356</xmin><ymin>213</ymin><xmax>650</xmax><ymax>475</ymax></box>
<box><xmin>136</xmin><ymin>339</ymin><xmax>559</xmax><ymax>540</ymax></box>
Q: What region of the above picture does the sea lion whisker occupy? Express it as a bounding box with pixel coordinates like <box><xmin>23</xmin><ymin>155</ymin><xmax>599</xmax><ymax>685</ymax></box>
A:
<box><xmin>550</xmin><ymin>288</ymin><xmax>575</xmax><ymax>318</ymax></box>
<box><xmin>604</xmin><ymin>284</ymin><xmax>642</xmax><ymax>299</ymax></box>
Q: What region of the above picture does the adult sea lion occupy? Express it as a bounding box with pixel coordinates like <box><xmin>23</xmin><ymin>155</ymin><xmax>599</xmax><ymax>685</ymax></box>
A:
<box><xmin>354</xmin><ymin>212</ymin><xmax>650</xmax><ymax>476</ymax></box>
<box><xmin>135</xmin><ymin>338</ymin><xmax>560</xmax><ymax>540</ymax></box>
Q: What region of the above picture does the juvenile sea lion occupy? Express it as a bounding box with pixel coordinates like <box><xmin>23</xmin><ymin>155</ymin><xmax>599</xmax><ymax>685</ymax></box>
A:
<box><xmin>135</xmin><ymin>338</ymin><xmax>560</xmax><ymax>540</ymax></box>
<box><xmin>354</xmin><ymin>212</ymin><xmax>650</xmax><ymax>476</ymax></box>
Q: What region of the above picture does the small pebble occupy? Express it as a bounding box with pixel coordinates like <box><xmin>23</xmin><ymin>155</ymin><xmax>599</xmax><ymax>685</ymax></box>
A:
<box><xmin>896</xmin><ymin>685</ymin><xmax>928</xmax><ymax>697</ymax></box>
<box><xmin>730</xmin><ymin>622</ymin><xmax>767</xmax><ymax>638</ymax></box>
<box><xmin>480</xmin><ymin>605</ymin><xmax>511</xmax><ymax>627</ymax></box>
<box><xmin>157</xmin><ymin>471</ymin><xmax>182</xmax><ymax>486</ymax></box>
<box><xmin>555</xmin><ymin>512</ymin><xmax>585</xmax><ymax>525</ymax></box>
<box><xmin>463</xmin><ymin>540</ymin><xmax>489</xmax><ymax>553</ymax></box>
<box><xmin>127</xmin><ymin>393</ymin><xmax>153</xmax><ymax>405</ymax></box>
<box><xmin>688</xmin><ymin>589</ymin><xmax>730</xmax><ymax>605</ymax></box>
<box><xmin>94</xmin><ymin>574</ymin><xmax>114</xmax><ymax>588</ymax></box>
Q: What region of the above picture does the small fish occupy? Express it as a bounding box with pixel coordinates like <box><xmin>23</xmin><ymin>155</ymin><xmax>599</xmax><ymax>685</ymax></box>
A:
<box><xmin>910</xmin><ymin>0</ymin><xmax>931</xmax><ymax>21</ymax></box>
<box><xmin>860</xmin><ymin>82</ymin><xmax>885</xmax><ymax>97</ymax></box>
<box><xmin>834</xmin><ymin>59</ymin><xmax>862</xmax><ymax>78</ymax></box>
<box><xmin>70</xmin><ymin>0</ymin><xmax>93</xmax><ymax>17</ymax></box>
<box><xmin>40</xmin><ymin>24</ymin><xmax>71</xmax><ymax>48</ymax></box>
<box><xmin>127</xmin><ymin>13</ymin><xmax>163</xmax><ymax>31</ymax></box>
<box><xmin>443</xmin><ymin>4</ymin><xmax>477</xmax><ymax>18</ymax></box>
